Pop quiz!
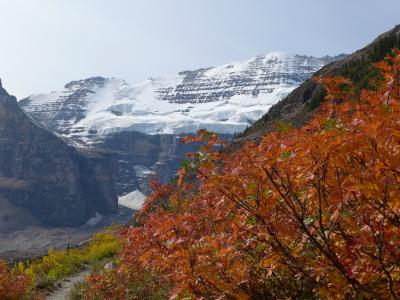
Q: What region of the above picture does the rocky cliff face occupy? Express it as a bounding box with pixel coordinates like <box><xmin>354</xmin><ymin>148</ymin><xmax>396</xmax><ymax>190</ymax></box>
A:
<box><xmin>0</xmin><ymin>81</ymin><xmax>117</xmax><ymax>229</ymax></box>
<box><xmin>158</xmin><ymin>53</ymin><xmax>345</xmax><ymax>104</ymax></box>
<box><xmin>97</xmin><ymin>131</ymin><xmax>211</xmax><ymax>195</ymax></box>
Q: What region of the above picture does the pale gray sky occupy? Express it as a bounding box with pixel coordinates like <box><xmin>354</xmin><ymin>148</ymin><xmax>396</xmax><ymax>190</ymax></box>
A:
<box><xmin>0</xmin><ymin>0</ymin><xmax>399</xmax><ymax>98</ymax></box>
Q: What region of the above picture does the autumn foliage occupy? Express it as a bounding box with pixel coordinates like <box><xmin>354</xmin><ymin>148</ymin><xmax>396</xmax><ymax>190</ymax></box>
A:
<box><xmin>0</xmin><ymin>259</ymin><xmax>32</xmax><ymax>300</ymax></box>
<box><xmin>86</xmin><ymin>52</ymin><xmax>400</xmax><ymax>299</ymax></box>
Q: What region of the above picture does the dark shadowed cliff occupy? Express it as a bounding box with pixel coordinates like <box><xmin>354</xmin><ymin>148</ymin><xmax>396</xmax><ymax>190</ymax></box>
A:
<box><xmin>0</xmin><ymin>80</ymin><xmax>117</xmax><ymax>230</ymax></box>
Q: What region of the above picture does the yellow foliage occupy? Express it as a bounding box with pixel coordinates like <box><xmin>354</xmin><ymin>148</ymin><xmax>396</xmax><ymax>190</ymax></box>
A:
<box><xmin>24</xmin><ymin>230</ymin><xmax>121</xmax><ymax>286</ymax></box>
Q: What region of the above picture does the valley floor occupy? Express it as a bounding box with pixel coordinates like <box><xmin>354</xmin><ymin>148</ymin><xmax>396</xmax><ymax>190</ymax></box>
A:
<box><xmin>0</xmin><ymin>206</ymin><xmax>134</xmax><ymax>262</ymax></box>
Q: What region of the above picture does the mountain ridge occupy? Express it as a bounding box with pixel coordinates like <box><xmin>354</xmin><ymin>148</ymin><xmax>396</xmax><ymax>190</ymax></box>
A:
<box><xmin>19</xmin><ymin>51</ymin><xmax>346</xmax><ymax>145</ymax></box>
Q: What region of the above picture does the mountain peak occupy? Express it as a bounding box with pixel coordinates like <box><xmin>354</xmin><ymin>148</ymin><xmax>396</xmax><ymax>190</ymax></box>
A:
<box><xmin>64</xmin><ymin>76</ymin><xmax>108</xmax><ymax>91</ymax></box>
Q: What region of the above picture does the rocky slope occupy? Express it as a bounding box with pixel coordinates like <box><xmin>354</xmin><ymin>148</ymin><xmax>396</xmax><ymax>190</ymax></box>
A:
<box><xmin>240</xmin><ymin>25</ymin><xmax>400</xmax><ymax>141</ymax></box>
<box><xmin>97</xmin><ymin>131</ymin><xmax>224</xmax><ymax>194</ymax></box>
<box><xmin>0</xmin><ymin>80</ymin><xmax>117</xmax><ymax>229</ymax></box>
<box><xmin>19</xmin><ymin>52</ymin><xmax>345</xmax><ymax>145</ymax></box>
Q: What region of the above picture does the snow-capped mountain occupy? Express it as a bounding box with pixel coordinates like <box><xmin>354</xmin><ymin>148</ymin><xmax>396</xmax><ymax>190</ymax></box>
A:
<box><xmin>17</xmin><ymin>51</ymin><xmax>346</xmax><ymax>196</ymax></box>
<box><xmin>19</xmin><ymin>52</ymin><xmax>344</xmax><ymax>145</ymax></box>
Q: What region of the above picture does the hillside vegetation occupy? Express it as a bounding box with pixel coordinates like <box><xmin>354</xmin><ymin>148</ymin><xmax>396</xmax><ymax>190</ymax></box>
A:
<box><xmin>80</xmin><ymin>52</ymin><xmax>400</xmax><ymax>299</ymax></box>
<box><xmin>307</xmin><ymin>31</ymin><xmax>400</xmax><ymax>110</ymax></box>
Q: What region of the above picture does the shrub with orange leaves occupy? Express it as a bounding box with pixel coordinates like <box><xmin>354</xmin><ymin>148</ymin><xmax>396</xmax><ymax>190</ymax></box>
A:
<box><xmin>87</xmin><ymin>50</ymin><xmax>400</xmax><ymax>299</ymax></box>
<box><xmin>0</xmin><ymin>259</ymin><xmax>32</xmax><ymax>300</ymax></box>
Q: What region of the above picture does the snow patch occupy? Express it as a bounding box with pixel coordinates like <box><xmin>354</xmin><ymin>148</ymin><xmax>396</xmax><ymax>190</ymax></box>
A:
<box><xmin>118</xmin><ymin>190</ymin><xmax>147</xmax><ymax>210</ymax></box>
